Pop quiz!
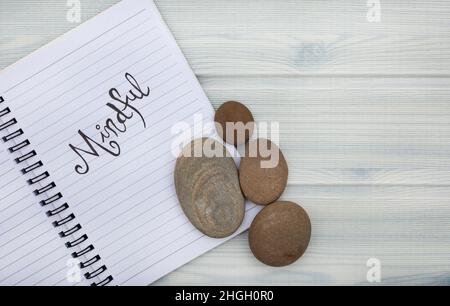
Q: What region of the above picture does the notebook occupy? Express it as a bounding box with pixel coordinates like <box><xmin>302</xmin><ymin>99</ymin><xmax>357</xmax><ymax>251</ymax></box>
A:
<box><xmin>0</xmin><ymin>0</ymin><xmax>260</xmax><ymax>286</ymax></box>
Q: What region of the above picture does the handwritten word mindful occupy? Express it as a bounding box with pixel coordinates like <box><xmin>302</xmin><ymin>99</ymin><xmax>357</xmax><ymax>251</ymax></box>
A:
<box><xmin>69</xmin><ymin>73</ymin><xmax>150</xmax><ymax>175</ymax></box>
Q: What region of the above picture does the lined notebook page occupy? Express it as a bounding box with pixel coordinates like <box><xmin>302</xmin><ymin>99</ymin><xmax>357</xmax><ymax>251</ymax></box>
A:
<box><xmin>0</xmin><ymin>0</ymin><xmax>259</xmax><ymax>285</ymax></box>
<box><xmin>0</xmin><ymin>148</ymin><xmax>76</xmax><ymax>286</ymax></box>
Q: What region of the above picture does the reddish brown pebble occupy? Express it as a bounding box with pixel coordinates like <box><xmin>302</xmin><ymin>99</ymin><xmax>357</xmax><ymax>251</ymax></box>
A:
<box><xmin>214</xmin><ymin>101</ymin><xmax>254</xmax><ymax>146</ymax></box>
<box><xmin>239</xmin><ymin>139</ymin><xmax>288</xmax><ymax>205</ymax></box>
<box><xmin>249</xmin><ymin>201</ymin><xmax>311</xmax><ymax>267</ymax></box>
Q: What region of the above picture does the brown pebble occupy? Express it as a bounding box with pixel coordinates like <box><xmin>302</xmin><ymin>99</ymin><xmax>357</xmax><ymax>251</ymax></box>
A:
<box><xmin>239</xmin><ymin>139</ymin><xmax>288</xmax><ymax>205</ymax></box>
<box><xmin>214</xmin><ymin>101</ymin><xmax>254</xmax><ymax>146</ymax></box>
<box><xmin>249</xmin><ymin>201</ymin><xmax>311</xmax><ymax>267</ymax></box>
<box><xmin>174</xmin><ymin>138</ymin><xmax>245</xmax><ymax>238</ymax></box>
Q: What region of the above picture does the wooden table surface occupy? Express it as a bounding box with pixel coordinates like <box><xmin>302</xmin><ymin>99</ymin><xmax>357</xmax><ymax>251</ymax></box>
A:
<box><xmin>1</xmin><ymin>0</ymin><xmax>450</xmax><ymax>286</ymax></box>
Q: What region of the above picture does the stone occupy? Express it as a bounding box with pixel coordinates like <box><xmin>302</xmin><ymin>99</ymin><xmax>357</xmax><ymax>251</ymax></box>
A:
<box><xmin>214</xmin><ymin>101</ymin><xmax>255</xmax><ymax>146</ymax></box>
<box><xmin>239</xmin><ymin>138</ymin><xmax>288</xmax><ymax>205</ymax></box>
<box><xmin>174</xmin><ymin>137</ymin><xmax>245</xmax><ymax>238</ymax></box>
<box><xmin>248</xmin><ymin>201</ymin><xmax>311</xmax><ymax>267</ymax></box>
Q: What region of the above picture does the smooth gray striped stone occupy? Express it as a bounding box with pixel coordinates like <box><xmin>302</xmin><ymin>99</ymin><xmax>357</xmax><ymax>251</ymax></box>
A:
<box><xmin>174</xmin><ymin>138</ymin><xmax>245</xmax><ymax>238</ymax></box>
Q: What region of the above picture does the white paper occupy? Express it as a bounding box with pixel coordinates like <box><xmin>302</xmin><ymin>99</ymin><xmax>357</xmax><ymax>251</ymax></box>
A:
<box><xmin>0</xmin><ymin>147</ymin><xmax>77</xmax><ymax>286</ymax></box>
<box><xmin>0</xmin><ymin>0</ymin><xmax>260</xmax><ymax>286</ymax></box>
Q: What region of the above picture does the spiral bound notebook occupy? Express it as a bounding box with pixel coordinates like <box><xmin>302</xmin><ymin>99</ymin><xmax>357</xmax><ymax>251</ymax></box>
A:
<box><xmin>0</xmin><ymin>0</ymin><xmax>259</xmax><ymax>286</ymax></box>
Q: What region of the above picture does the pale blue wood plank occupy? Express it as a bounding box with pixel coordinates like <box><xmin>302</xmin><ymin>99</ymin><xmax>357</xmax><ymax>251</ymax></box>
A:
<box><xmin>1</xmin><ymin>0</ymin><xmax>449</xmax><ymax>286</ymax></box>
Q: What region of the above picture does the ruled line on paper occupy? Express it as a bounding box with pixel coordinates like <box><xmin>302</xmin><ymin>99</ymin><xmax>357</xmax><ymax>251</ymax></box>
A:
<box><xmin>0</xmin><ymin>175</ymin><xmax>21</xmax><ymax>193</ymax></box>
<box><xmin>0</xmin><ymin>158</ymin><xmax>9</xmax><ymax>167</ymax></box>
<box><xmin>60</xmin><ymin>107</ymin><xmax>206</xmax><ymax>272</ymax></box>
<box><xmin>37</xmin><ymin>62</ymin><xmax>180</xmax><ymax>155</ymax></box>
<box><xmin>0</xmin><ymin>182</ymin><xmax>28</xmax><ymax>203</ymax></box>
<box><xmin>118</xmin><ymin>228</ymin><xmax>200</xmax><ymax>278</ymax></box>
<box><xmin>73</xmin><ymin>149</ymin><xmax>172</xmax><ymax>210</ymax></box>
<box><xmin>0</xmin><ymin>202</ymin><xmax>35</xmax><ymax>225</ymax></box>
<box><xmin>29</xmin><ymin>55</ymin><xmax>175</xmax><ymax>141</ymax></box>
<box><xmin>1</xmin><ymin>208</ymin><xmax>93</xmax><ymax>285</ymax></box>
<box><xmin>10</xmin><ymin>18</ymin><xmax>152</xmax><ymax>103</ymax></box>
<box><xmin>120</xmin><ymin>233</ymin><xmax>204</xmax><ymax>284</ymax></box>
<box><xmin>16</xmin><ymin>108</ymin><xmax>200</xmax><ymax>286</ymax></box>
<box><xmin>93</xmin><ymin>197</ymin><xmax>178</xmax><ymax>245</ymax></box>
<box><xmin>52</xmin><ymin>276</ymin><xmax>69</xmax><ymax>287</ymax></box>
<box><xmin>4</xmin><ymin>9</ymin><xmax>147</xmax><ymax>94</ymax></box>
<box><xmin>13</xmin><ymin>253</ymin><xmax>68</xmax><ymax>286</ymax></box>
<box><xmin>31</xmin><ymin>58</ymin><xmax>174</xmax><ymax>158</ymax></box>
<box><xmin>0</xmin><ymin>0</ymin><xmax>253</xmax><ymax>286</ymax></box>
<box><xmin>89</xmin><ymin>190</ymin><xmax>175</xmax><ymax>235</ymax></box>
<box><xmin>67</xmin><ymin>121</ymin><xmax>178</xmax><ymax>191</ymax></box>
<box><xmin>57</xmin><ymin>111</ymin><xmax>202</xmax><ymax>235</ymax></box>
<box><xmin>0</xmin><ymin>193</ymin><xmax>31</xmax><ymax>214</ymax></box>
<box><xmin>56</xmin><ymin>103</ymin><xmax>200</xmax><ymax>193</ymax></box>
<box><xmin>60</xmin><ymin>126</ymin><xmax>171</xmax><ymax>188</ymax></box>
<box><xmin>59</xmin><ymin>107</ymin><xmax>206</xmax><ymax>239</ymax></box>
<box><xmin>0</xmin><ymin>245</ymin><xmax>61</xmax><ymax>283</ymax></box>
<box><xmin>0</xmin><ymin>228</ymin><xmax>53</xmax><ymax>261</ymax></box>
<box><xmin>47</xmin><ymin>266</ymin><xmax>79</xmax><ymax>287</ymax></box>
<box><xmin>33</xmin><ymin>265</ymin><xmax>66</xmax><ymax>286</ymax></box>
<box><xmin>43</xmin><ymin>77</ymin><xmax>189</xmax><ymax>168</ymax></box>
<box><xmin>0</xmin><ymin>220</ymin><xmax>48</xmax><ymax>256</ymax></box>
<box><xmin>59</xmin><ymin>118</ymin><xmax>199</xmax><ymax>230</ymax></box>
<box><xmin>0</xmin><ymin>211</ymin><xmax>43</xmax><ymax>239</ymax></box>
<box><xmin>95</xmin><ymin>205</ymin><xmax>181</xmax><ymax>256</ymax></box>
<box><xmin>19</xmin><ymin>35</ymin><xmax>163</xmax><ymax>122</ymax></box>
<box><xmin>0</xmin><ymin>167</ymin><xmax>16</xmax><ymax>181</ymax></box>
<box><xmin>62</xmin><ymin>96</ymin><xmax>197</xmax><ymax>201</ymax></box>
<box><xmin>111</xmin><ymin>217</ymin><xmax>190</xmax><ymax>269</ymax></box>
<box><xmin>79</xmin><ymin>163</ymin><xmax>173</xmax><ymax>216</ymax></box>
<box><xmin>119</xmin><ymin>206</ymin><xmax>259</xmax><ymax>285</ymax></box>
<box><xmin>0</xmin><ymin>238</ymin><xmax>55</xmax><ymax>275</ymax></box>
<box><xmin>16</xmin><ymin>27</ymin><xmax>158</xmax><ymax>115</ymax></box>
<box><xmin>103</xmin><ymin>183</ymin><xmax>258</xmax><ymax>279</ymax></box>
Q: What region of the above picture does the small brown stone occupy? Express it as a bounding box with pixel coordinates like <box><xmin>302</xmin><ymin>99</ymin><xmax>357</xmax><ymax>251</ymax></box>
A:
<box><xmin>249</xmin><ymin>201</ymin><xmax>311</xmax><ymax>267</ymax></box>
<box><xmin>214</xmin><ymin>101</ymin><xmax>254</xmax><ymax>146</ymax></box>
<box><xmin>239</xmin><ymin>139</ymin><xmax>288</xmax><ymax>205</ymax></box>
<box><xmin>174</xmin><ymin>138</ymin><xmax>245</xmax><ymax>238</ymax></box>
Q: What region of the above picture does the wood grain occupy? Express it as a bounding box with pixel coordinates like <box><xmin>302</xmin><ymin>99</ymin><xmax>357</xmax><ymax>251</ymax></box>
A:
<box><xmin>155</xmin><ymin>186</ymin><xmax>450</xmax><ymax>285</ymax></box>
<box><xmin>2</xmin><ymin>1</ymin><xmax>450</xmax><ymax>75</ymax></box>
<box><xmin>1</xmin><ymin>0</ymin><xmax>450</xmax><ymax>286</ymax></box>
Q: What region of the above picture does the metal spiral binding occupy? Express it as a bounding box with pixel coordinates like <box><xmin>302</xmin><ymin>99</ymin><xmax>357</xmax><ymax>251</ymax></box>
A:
<box><xmin>0</xmin><ymin>96</ymin><xmax>113</xmax><ymax>286</ymax></box>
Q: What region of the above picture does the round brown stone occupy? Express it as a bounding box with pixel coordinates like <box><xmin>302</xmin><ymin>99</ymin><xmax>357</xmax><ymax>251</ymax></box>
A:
<box><xmin>249</xmin><ymin>201</ymin><xmax>311</xmax><ymax>267</ymax></box>
<box><xmin>239</xmin><ymin>139</ymin><xmax>288</xmax><ymax>205</ymax></box>
<box><xmin>174</xmin><ymin>138</ymin><xmax>245</xmax><ymax>238</ymax></box>
<box><xmin>214</xmin><ymin>101</ymin><xmax>254</xmax><ymax>146</ymax></box>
